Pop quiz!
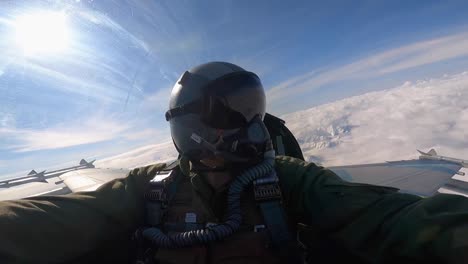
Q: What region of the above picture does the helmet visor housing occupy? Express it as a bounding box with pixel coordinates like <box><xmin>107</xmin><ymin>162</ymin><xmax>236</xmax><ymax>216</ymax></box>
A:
<box><xmin>167</xmin><ymin>71</ymin><xmax>266</xmax><ymax>160</ymax></box>
<box><xmin>166</xmin><ymin>72</ymin><xmax>265</xmax><ymax>129</ymax></box>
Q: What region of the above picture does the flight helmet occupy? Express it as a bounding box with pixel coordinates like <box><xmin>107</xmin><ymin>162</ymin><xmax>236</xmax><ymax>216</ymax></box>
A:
<box><xmin>165</xmin><ymin>62</ymin><xmax>270</xmax><ymax>165</ymax></box>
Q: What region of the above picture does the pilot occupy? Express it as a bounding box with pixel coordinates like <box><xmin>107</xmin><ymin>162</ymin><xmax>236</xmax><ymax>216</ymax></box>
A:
<box><xmin>1</xmin><ymin>62</ymin><xmax>468</xmax><ymax>264</ymax></box>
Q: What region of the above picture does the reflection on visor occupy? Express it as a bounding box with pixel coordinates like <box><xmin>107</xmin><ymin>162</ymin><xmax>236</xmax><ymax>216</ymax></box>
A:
<box><xmin>165</xmin><ymin>72</ymin><xmax>262</xmax><ymax>129</ymax></box>
<box><xmin>201</xmin><ymin>96</ymin><xmax>247</xmax><ymax>129</ymax></box>
<box><xmin>165</xmin><ymin>96</ymin><xmax>247</xmax><ymax>129</ymax></box>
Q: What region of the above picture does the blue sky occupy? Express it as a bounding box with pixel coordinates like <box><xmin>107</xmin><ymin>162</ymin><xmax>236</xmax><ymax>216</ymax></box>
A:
<box><xmin>1</xmin><ymin>0</ymin><xmax>468</xmax><ymax>177</ymax></box>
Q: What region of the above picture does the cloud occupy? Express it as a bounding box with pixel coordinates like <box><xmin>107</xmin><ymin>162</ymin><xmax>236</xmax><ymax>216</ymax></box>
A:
<box><xmin>95</xmin><ymin>141</ymin><xmax>177</xmax><ymax>169</ymax></box>
<box><xmin>1</xmin><ymin>116</ymin><xmax>130</xmax><ymax>152</ymax></box>
<box><xmin>282</xmin><ymin>71</ymin><xmax>468</xmax><ymax>166</ymax></box>
<box><xmin>122</xmin><ymin>128</ymin><xmax>165</xmax><ymax>141</ymax></box>
<box><xmin>0</xmin><ymin>17</ymin><xmax>12</xmax><ymax>26</ymax></box>
<box><xmin>378</xmin><ymin>33</ymin><xmax>468</xmax><ymax>74</ymax></box>
<box><xmin>142</xmin><ymin>88</ymin><xmax>172</xmax><ymax>112</ymax></box>
<box><xmin>16</xmin><ymin>60</ymin><xmax>126</xmax><ymax>103</ymax></box>
<box><xmin>0</xmin><ymin>113</ymin><xmax>168</xmax><ymax>153</ymax></box>
<box><xmin>77</xmin><ymin>9</ymin><xmax>150</xmax><ymax>53</ymax></box>
<box><xmin>267</xmin><ymin>31</ymin><xmax>468</xmax><ymax>106</ymax></box>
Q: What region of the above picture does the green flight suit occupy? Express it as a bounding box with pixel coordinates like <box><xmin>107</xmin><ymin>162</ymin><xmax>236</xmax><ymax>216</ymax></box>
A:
<box><xmin>0</xmin><ymin>156</ymin><xmax>468</xmax><ymax>263</ymax></box>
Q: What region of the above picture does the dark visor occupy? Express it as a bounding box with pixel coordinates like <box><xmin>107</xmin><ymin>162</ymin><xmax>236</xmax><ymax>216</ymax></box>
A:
<box><xmin>165</xmin><ymin>72</ymin><xmax>261</xmax><ymax>129</ymax></box>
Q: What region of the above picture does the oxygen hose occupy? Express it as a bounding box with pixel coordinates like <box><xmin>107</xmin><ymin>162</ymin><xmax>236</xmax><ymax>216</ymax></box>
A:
<box><xmin>142</xmin><ymin>149</ymin><xmax>276</xmax><ymax>248</ymax></box>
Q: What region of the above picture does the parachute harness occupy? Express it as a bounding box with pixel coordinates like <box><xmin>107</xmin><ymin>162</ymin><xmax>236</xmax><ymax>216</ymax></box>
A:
<box><xmin>141</xmin><ymin>149</ymin><xmax>276</xmax><ymax>248</ymax></box>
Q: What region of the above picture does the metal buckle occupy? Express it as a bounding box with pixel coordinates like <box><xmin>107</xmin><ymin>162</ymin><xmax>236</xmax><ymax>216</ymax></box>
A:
<box><xmin>254</xmin><ymin>224</ymin><xmax>266</xmax><ymax>232</ymax></box>
<box><xmin>205</xmin><ymin>222</ymin><xmax>218</xmax><ymax>228</ymax></box>
<box><xmin>254</xmin><ymin>176</ymin><xmax>282</xmax><ymax>201</ymax></box>
<box><xmin>145</xmin><ymin>170</ymin><xmax>174</xmax><ymax>202</ymax></box>
<box><xmin>150</xmin><ymin>170</ymin><xmax>174</xmax><ymax>184</ymax></box>
<box><xmin>144</xmin><ymin>188</ymin><xmax>166</xmax><ymax>201</ymax></box>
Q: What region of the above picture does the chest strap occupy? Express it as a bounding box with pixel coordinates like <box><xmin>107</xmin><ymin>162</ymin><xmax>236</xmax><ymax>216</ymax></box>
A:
<box><xmin>254</xmin><ymin>170</ymin><xmax>303</xmax><ymax>263</ymax></box>
<box><xmin>144</xmin><ymin>162</ymin><xmax>181</xmax><ymax>226</ymax></box>
<box><xmin>134</xmin><ymin>163</ymin><xmax>182</xmax><ymax>264</ymax></box>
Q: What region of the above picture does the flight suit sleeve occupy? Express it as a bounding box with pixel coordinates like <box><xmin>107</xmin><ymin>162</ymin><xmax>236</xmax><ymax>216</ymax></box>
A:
<box><xmin>275</xmin><ymin>156</ymin><xmax>468</xmax><ymax>263</ymax></box>
<box><xmin>0</xmin><ymin>163</ymin><xmax>165</xmax><ymax>264</ymax></box>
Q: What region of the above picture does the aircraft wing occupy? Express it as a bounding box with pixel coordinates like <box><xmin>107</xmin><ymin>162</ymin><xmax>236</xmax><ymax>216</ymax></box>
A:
<box><xmin>0</xmin><ymin>168</ymin><xmax>127</xmax><ymax>201</ymax></box>
<box><xmin>58</xmin><ymin>158</ymin><xmax>463</xmax><ymax>197</ymax></box>
<box><xmin>1</xmin><ymin>151</ymin><xmax>467</xmax><ymax>200</ymax></box>
<box><xmin>0</xmin><ymin>159</ymin><xmax>99</xmax><ymax>201</ymax></box>
<box><xmin>0</xmin><ymin>180</ymin><xmax>70</xmax><ymax>201</ymax></box>
<box><xmin>59</xmin><ymin>168</ymin><xmax>129</xmax><ymax>192</ymax></box>
<box><xmin>329</xmin><ymin>159</ymin><xmax>462</xmax><ymax>197</ymax></box>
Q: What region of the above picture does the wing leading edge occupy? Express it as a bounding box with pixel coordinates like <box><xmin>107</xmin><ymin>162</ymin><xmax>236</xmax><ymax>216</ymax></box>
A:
<box><xmin>329</xmin><ymin>159</ymin><xmax>462</xmax><ymax>197</ymax></box>
<box><xmin>1</xmin><ymin>151</ymin><xmax>467</xmax><ymax>199</ymax></box>
<box><xmin>330</xmin><ymin>150</ymin><xmax>468</xmax><ymax>197</ymax></box>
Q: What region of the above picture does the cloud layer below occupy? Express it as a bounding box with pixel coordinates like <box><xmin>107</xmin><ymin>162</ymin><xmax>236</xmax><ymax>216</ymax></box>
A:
<box><xmin>95</xmin><ymin>141</ymin><xmax>176</xmax><ymax>169</ymax></box>
<box><xmin>283</xmin><ymin>71</ymin><xmax>468</xmax><ymax>166</ymax></box>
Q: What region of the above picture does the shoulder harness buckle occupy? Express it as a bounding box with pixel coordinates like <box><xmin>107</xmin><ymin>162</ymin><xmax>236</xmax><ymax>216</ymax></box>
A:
<box><xmin>253</xmin><ymin>174</ymin><xmax>282</xmax><ymax>201</ymax></box>
<box><xmin>145</xmin><ymin>170</ymin><xmax>174</xmax><ymax>202</ymax></box>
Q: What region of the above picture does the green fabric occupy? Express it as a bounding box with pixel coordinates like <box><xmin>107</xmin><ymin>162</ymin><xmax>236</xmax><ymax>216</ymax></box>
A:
<box><xmin>275</xmin><ymin>156</ymin><xmax>468</xmax><ymax>263</ymax></box>
<box><xmin>0</xmin><ymin>163</ymin><xmax>166</xmax><ymax>264</ymax></box>
<box><xmin>2</xmin><ymin>157</ymin><xmax>468</xmax><ymax>263</ymax></box>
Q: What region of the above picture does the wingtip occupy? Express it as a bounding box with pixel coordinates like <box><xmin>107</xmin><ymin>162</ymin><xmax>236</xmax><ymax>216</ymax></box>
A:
<box><xmin>80</xmin><ymin>159</ymin><xmax>96</xmax><ymax>166</ymax></box>
<box><xmin>418</xmin><ymin>149</ymin><xmax>438</xmax><ymax>156</ymax></box>
<box><xmin>428</xmin><ymin>149</ymin><xmax>437</xmax><ymax>156</ymax></box>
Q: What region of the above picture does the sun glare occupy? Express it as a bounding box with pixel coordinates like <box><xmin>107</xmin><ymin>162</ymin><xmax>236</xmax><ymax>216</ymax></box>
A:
<box><xmin>14</xmin><ymin>11</ymin><xmax>71</xmax><ymax>55</ymax></box>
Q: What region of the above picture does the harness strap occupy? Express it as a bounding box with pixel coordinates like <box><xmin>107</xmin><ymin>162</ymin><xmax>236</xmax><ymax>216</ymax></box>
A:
<box><xmin>144</xmin><ymin>162</ymin><xmax>183</xmax><ymax>226</ymax></box>
<box><xmin>254</xmin><ymin>170</ymin><xmax>303</xmax><ymax>263</ymax></box>
<box><xmin>135</xmin><ymin>164</ymin><xmax>184</xmax><ymax>263</ymax></box>
<box><xmin>258</xmin><ymin>201</ymin><xmax>292</xmax><ymax>246</ymax></box>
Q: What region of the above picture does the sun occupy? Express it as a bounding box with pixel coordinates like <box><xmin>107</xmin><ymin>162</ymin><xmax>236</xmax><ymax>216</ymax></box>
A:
<box><xmin>14</xmin><ymin>11</ymin><xmax>71</xmax><ymax>55</ymax></box>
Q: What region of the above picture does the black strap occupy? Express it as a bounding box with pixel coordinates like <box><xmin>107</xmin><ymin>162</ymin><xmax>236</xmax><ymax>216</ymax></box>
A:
<box><xmin>254</xmin><ymin>171</ymin><xmax>303</xmax><ymax>263</ymax></box>
<box><xmin>258</xmin><ymin>200</ymin><xmax>292</xmax><ymax>246</ymax></box>
<box><xmin>165</xmin><ymin>100</ymin><xmax>202</xmax><ymax>121</ymax></box>
<box><xmin>134</xmin><ymin>166</ymin><xmax>184</xmax><ymax>263</ymax></box>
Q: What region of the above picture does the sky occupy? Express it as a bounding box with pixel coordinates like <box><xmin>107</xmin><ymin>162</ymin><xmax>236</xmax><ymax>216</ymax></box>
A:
<box><xmin>2</xmin><ymin>0</ymin><xmax>468</xmax><ymax>177</ymax></box>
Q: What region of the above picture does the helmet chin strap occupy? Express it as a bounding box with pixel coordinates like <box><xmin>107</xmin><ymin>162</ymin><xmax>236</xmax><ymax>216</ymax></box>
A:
<box><xmin>190</xmin><ymin>115</ymin><xmax>271</xmax><ymax>165</ymax></box>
